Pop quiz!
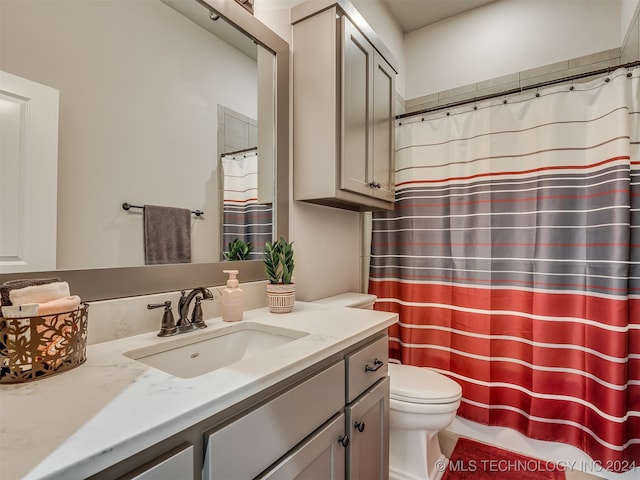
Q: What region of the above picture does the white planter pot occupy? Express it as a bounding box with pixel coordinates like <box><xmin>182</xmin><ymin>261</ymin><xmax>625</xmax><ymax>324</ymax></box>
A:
<box><xmin>266</xmin><ymin>283</ymin><xmax>295</xmax><ymax>313</ymax></box>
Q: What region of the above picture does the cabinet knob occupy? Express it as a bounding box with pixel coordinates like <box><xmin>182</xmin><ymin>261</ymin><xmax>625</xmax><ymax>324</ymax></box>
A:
<box><xmin>365</xmin><ymin>358</ymin><xmax>384</xmax><ymax>372</ymax></box>
<box><xmin>338</xmin><ymin>434</ymin><xmax>350</xmax><ymax>447</ymax></box>
<box><xmin>368</xmin><ymin>181</ymin><xmax>381</xmax><ymax>189</ymax></box>
<box><xmin>354</xmin><ymin>421</ymin><xmax>365</xmax><ymax>433</ymax></box>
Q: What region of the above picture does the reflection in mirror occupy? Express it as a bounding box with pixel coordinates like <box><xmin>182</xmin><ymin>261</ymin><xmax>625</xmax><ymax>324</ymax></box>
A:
<box><xmin>0</xmin><ymin>0</ymin><xmax>272</xmax><ymax>271</ymax></box>
<box><xmin>0</xmin><ymin>0</ymin><xmax>288</xmax><ymax>301</ymax></box>
<box><xmin>219</xmin><ymin>107</ymin><xmax>273</xmax><ymax>261</ymax></box>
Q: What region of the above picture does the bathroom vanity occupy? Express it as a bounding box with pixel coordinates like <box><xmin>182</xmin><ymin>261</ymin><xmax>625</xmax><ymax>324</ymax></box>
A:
<box><xmin>0</xmin><ymin>301</ymin><xmax>396</xmax><ymax>480</ymax></box>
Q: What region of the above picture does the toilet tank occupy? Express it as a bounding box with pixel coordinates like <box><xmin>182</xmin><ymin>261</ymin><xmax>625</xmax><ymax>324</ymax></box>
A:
<box><xmin>314</xmin><ymin>292</ymin><xmax>376</xmax><ymax>310</ymax></box>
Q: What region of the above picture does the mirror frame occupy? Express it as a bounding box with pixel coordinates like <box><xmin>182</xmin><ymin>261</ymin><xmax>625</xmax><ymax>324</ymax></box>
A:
<box><xmin>0</xmin><ymin>0</ymin><xmax>289</xmax><ymax>301</ymax></box>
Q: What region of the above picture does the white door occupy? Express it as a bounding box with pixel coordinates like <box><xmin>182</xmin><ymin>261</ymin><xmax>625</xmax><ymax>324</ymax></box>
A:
<box><xmin>0</xmin><ymin>70</ymin><xmax>59</xmax><ymax>273</ymax></box>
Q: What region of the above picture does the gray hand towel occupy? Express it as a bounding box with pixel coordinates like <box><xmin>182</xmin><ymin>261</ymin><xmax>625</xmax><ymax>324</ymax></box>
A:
<box><xmin>1</xmin><ymin>278</ymin><xmax>62</xmax><ymax>306</ymax></box>
<box><xmin>143</xmin><ymin>205</ymin><xmax>192</xmax><ymax>265</ymax></box>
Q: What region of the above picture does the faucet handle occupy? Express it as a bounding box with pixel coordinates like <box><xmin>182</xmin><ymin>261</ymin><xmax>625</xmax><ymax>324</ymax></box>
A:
<box><xmin>178</xmin><ymin>290</ymin><xmax>188</xmax><ymax>308</ymax></box>
<box><xmin>191</xmin><ymin>296</ymin><xmax>208</xmax><ymax>329</ymax></box>
<box><xmin>148</xmin><ymin>301</ymin><xmax>177</xmax><ymax>337</ymax></box>
<box><xmin>148</xmin><ymin>301</ymin><xmax>171</xmax><ymax>310</ymax></box>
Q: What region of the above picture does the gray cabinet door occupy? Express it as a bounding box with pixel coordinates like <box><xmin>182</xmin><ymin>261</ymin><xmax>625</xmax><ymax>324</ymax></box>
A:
<box><xmin>129</xmin><ymin>444</ymin><xmax>193</xmax><ymax>480</ymax></box>
<box><xmin>340</xmin><ymin>16</ymin><xmax>395</xmax><ymax>204</ymax></box>
<box><xmin>346</xmin><ymin>377</ymin><xmax>390</xmax><ymax>480</ymax></box>
<box><xmin>372</xmin><ymin>52</ymin><xmax>395</xmax><ymax>203</ymax></box>
<box><xmin>340</xmin><ymin>15</ymin><xmax>374</xmax><ymax>198</ymax></box>
<box><xmin>258</xmin><ymin>413</ymin><xmax>347</xmax><ymax>480</ymax></box>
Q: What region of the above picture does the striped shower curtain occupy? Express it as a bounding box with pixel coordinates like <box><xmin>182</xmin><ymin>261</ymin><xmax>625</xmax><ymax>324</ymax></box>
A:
<box><xmin>222</xmin><ymin>149</ymin><xmax>273</xmax><ymax>259</ymax></box>
<box><xmin>369</xmin><ymin>67</ymin><xmax>639</xmax><ymax>470</ymax></box>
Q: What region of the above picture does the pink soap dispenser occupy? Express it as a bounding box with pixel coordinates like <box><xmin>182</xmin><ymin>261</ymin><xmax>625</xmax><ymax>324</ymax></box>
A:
<box><xmin>221</xmin><ymin>269</ymin><xmax>243</xmax><ymax>322</ymax></box>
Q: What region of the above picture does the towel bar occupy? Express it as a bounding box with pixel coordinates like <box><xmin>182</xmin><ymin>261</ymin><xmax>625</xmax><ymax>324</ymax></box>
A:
<box><xmin>122</xmin><ymin>202</ymin><xmax>204</xmax><ymax>217</ymax></box>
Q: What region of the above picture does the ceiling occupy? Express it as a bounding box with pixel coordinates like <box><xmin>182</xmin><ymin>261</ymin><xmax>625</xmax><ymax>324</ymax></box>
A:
<box><xmin>381</xmin><ymin>0</ymin><xmax>497</xmax><ymax>33</ymax></box>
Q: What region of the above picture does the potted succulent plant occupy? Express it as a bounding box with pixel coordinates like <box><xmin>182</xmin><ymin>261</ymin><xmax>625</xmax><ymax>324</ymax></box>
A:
<box><xmin>264</xmin><ymin>237</ymin><xmax>295</xmax><ymax>313</ymax></box>
<box><xmin>224</xmin><ymin>238</ymin><xmax>252</xmax><ymax>261</ymax></box>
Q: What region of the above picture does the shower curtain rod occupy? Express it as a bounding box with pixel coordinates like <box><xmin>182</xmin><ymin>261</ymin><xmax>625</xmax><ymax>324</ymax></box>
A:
<box><xmin>397</xmin><ymin>59</ymin><xmax>640</xmax><ymax>120</ymax></box>
<box><xmin>221</xmin><ymin>146</ymin><xmax>257</xmax><ymax>157</ymax></box>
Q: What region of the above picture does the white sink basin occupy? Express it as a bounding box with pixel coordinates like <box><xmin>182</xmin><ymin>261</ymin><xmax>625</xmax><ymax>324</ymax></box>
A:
<box><xmin>123</xmin><ymin>322</ymin><xmax>309</xmax><ymax>378</ymax></box>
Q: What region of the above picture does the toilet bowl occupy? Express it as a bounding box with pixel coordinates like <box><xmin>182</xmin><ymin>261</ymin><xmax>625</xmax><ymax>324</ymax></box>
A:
<box><xmin>388</xmin><ymin>363</ymin><xmax>462</xmax><ymax>480</ymax></box>
<box><xmin>313</xmin><ymin>293</ymin><xmax>462</xmax><ymax>480</ymax></box>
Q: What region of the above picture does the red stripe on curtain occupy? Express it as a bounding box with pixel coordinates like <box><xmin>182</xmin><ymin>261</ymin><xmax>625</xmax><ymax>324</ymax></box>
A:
<box><xmin>396</xmin><ymin>155</ymin><xmax>631</xmax><ymax>187</ymax></box>
<box><xmin>372</xmin><ymin>282</ymin><xmax>631</xmax><ymax>327</ymax></box>
<box><xmin>395</xmin><ymin>187</ymin><xmax>631</xmax><ymax>209</ymax></box>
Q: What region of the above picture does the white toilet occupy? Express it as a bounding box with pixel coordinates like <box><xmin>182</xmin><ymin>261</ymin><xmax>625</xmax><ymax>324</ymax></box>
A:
<box><xmin>388</xmin><ymin>363</ymin><xmax>462</xmax><ymax>480</ymax></box>
<box><xmin>314</xmin><ymin>293</ymin><xmax>462</xmax><ymax>480</ymax></box>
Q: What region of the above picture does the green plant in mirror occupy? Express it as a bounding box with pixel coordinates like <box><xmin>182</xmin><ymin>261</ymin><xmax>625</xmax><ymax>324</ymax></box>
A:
<box><xmin>224</xmin><ymin>238</ymin><xmax>252</xmax><ymax>261</ymax></box>
<box><xmin>264</xmin><ymin>237</ymin><xmax>294</xmax><ymax>284</ymax></box>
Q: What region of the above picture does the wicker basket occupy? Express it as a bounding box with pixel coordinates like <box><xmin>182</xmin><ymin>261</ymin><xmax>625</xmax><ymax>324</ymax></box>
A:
<box><xmin>0</xmin><ymin>304</ymin><xmax>89</xmax><ymax>384</ymax></box>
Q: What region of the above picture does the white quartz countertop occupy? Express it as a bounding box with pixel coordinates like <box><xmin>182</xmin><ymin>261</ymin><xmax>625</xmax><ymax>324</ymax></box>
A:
<box><xmin>0</xmin><ymin>301</ymin><xmax>397</xmax><ymax>480</ymax></box>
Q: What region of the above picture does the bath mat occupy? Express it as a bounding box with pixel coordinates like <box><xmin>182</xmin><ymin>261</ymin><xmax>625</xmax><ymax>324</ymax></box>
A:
<box><xmin>442</xmin><ymin>437</ymin><xmax>565</xmax><ymax>480</ymax></box>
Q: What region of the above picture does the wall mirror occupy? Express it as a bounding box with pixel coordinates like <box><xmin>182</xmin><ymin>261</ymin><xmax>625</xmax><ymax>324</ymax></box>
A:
<box><xmin>0</xmin><ymin>0</ymin><xmax>289</xmax><ymax>300</ymax></box>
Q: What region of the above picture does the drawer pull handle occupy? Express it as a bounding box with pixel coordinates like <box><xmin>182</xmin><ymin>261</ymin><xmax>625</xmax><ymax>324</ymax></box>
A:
<box><xmin>365</xmin><ymin>359</ymin><xmax>384</xmax><ymax>372</ymax></box>
<box><xmin>338</xmin><ymin>434</ymin><xmax>350</xmax><ymax>447</ymax></box>
<box><xmin>354</xmin><ymin>421</ymin><xmax>365</xmax><ymax>433</ymax></box>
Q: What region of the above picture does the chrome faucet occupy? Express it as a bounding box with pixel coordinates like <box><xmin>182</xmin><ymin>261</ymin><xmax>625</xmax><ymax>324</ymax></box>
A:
<box><xmin>177</xmin><ymin>287</ymin><xmax>214</xmax><ymax>332</ymax></box>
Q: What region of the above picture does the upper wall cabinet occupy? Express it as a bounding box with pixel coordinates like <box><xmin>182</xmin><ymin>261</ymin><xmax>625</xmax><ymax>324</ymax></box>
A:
<box><xmin>291</xmin><ymin>0</ymin><xmax>398</xmax><ymax>211</ymax></box>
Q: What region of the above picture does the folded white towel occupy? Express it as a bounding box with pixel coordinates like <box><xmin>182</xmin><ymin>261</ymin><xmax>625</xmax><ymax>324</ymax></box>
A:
<box><xmin>9</xmin><ymin>281</ymin><xmax>70</xmax><ymax>306</ymax></box>
<box><xmin>1</xmin><ymin>277</ymin><xmax>61</xmax><ymax>306</ymax></box>
<box><xmin>1</xmin><ymin>304</ymin><xmax>39</xmax><ymax>318</ymax></box>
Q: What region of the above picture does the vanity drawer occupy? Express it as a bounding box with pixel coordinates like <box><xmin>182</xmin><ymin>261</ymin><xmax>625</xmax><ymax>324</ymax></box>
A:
<box><xmin>345</xmin><ymin>335</ymin><xmax>388</xmax><ymax>403</ymax></box>
<box><xmin>203</xmin><ymin>360</ymin><xmax>345</xmax><ymax>480</ymax></box>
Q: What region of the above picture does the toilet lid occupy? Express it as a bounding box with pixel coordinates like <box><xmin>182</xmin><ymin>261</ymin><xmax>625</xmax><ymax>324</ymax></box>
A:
<box><xmin>388</xmin><ymin>363</ymin><xmax>462</xmax><ymax>404</ymax></box>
